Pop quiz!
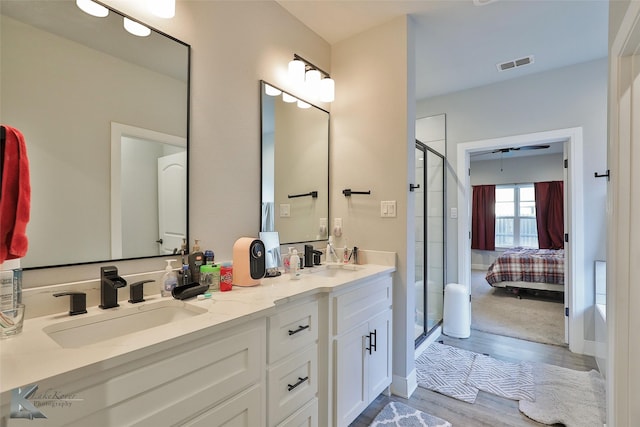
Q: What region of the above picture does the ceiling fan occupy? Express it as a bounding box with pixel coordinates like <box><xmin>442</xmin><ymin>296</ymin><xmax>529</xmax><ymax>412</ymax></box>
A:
<box><xmin>491</xmin><ymin>145</ymin><xmax>550</xmax><ymax>154</ymax></box>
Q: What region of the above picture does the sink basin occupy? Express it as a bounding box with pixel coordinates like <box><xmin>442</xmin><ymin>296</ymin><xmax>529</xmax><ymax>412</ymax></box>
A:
<box><xmin>305</xmin><ymin>263</ymin><xmax>364</xmax><ymax>278</ymax></box>
<box><xmin>43</xmin><ymin>300</ymin><xmax>207</xmax><ymax>348</ymax></box>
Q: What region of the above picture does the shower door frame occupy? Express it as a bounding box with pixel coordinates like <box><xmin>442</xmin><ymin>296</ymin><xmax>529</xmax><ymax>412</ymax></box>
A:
<box><xmin>415</xmin><ymin>140</ymin><xmax>446</xmax><ymax>347</ymax></box>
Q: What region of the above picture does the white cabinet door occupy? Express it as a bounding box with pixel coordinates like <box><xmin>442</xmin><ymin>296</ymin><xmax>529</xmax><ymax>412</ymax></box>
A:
<box><xmin>334</xmin><ymin>322</ymin><xmax>369</xmax><ymax>427</ymax></box>
<box><xmin>367</xmin><ymin>310</ymin><xmax>392</xmax><ymax>398</ymax></box>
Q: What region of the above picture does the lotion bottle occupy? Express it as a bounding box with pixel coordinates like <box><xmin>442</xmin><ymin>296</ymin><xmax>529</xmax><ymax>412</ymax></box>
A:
<box><xmin>289</xmin><ymin>249</ymin><xmax>301</xmax><ymax>280</ymax></box>
<box><xmin>161</xmin><ymin>260</ymin><xmax>177</xmax><ymax>297</ymax></box>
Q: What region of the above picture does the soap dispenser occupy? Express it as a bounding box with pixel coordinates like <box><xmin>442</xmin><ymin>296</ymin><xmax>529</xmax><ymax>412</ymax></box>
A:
<box><xmin>161</xmin><ymin>260</ymin><xmax>178</xmax><ymax>297</ymax></box>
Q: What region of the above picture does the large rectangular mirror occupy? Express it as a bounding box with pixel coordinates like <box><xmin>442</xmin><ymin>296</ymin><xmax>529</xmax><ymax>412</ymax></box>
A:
<box><xmin>1</xmin><ymin>1</ymin><xmax>190</xmax><ymax>269</ymax></box>
<box><xmin>260</xmin><ymin>81</ymin><xmax>329</xmax><ymax>245</ymax></box>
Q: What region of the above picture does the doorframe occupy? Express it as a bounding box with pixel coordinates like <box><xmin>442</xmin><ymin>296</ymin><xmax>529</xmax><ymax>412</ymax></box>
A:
<box><xmin>456</xmin><ymin>127</ymin><xmax>586</xmax><ymax>354</ymax></box>
<box><xmin>608</xmin><ymin>2</ymin><xmax>640</xmax><ymax>425</ymax></box>
<box><xmin>110</xmin><ymin>122</ymin><xmax>187</xmax><ymax>258</ymax></box>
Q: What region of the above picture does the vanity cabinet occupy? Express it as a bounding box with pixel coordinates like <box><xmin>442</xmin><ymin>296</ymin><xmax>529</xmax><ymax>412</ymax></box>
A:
<box><xmin>13</xmin><ymin>319</ymin><xmax>266</xmax><ymax>427</ymax></box>
<box><xmin>332</xmin><ymin>276</ymin><xmax>392</xmax><ymax>427</ymax></box>
<box><xmin>267</xmin><ymin>298</ymin><xmax>319</xmax><ymax>427</ymax></box>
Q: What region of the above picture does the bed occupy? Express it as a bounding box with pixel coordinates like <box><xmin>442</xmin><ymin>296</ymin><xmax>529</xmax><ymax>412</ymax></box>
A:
<box><xmin>485</xmin><ymin>247</ymin><xmax>565</xmax><ymax>293</ymax></box>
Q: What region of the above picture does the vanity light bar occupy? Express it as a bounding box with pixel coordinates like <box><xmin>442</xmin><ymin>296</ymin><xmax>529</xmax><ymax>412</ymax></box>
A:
<box><xmin>288</xmin><ymin>54</ymin><xmax>335</xmax><ymax>103</ymax></box>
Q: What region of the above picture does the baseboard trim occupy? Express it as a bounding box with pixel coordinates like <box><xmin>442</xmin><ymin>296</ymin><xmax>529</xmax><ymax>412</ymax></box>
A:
<box><xmin>391</xmin><ymin>371</ymin><xmax>417</xmax><ymax>399</ymax></box>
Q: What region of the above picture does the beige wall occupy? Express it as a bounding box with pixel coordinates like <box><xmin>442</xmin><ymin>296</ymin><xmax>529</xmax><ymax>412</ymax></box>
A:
<box><xmin>331</xmin><ymin>16</ymin><xmax>416</xmax><ymax>396</ymax></box>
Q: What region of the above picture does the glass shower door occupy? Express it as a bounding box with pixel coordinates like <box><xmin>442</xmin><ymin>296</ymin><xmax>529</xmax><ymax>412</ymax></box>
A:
<box><xmin>415</xmin><ymin>142</ymin><xmax>445</xmax><ymax>344</ymax></box>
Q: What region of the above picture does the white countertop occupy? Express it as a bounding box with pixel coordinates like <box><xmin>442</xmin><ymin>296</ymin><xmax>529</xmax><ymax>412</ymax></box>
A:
<box><xmin>0</xmin><ymin>263</ymin><xmax>395</xmax><ymax>393</ymax></box>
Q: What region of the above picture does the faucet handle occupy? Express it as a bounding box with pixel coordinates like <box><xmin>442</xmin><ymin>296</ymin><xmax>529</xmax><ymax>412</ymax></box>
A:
<box><xmin>128</xmin><ymin>280</ymin><xmax>155</xmax><ymax>304</ymax></box>
<box><xmin>53</xmin><ymin>292</ymin><xmax>87</xmax><ymax>316</ymax></box>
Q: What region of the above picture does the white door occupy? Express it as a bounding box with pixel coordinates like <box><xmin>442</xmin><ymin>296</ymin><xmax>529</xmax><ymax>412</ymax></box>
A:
<box><xmin>158</xmin><ymin>151</ymin><xmax>187</xmax><ymax>254</ymax></box>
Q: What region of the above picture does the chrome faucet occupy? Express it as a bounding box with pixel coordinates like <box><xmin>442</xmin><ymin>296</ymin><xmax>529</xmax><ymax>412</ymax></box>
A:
<box><xmin>100</xmin><ymin>266</ymin><xmax>127</xmax><ymax>309</ymax></box>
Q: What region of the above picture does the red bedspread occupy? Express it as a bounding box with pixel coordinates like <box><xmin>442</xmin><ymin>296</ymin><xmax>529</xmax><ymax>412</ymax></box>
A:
<box><xmin>485</xmin><ymin>247</ymin><xmax>565</xmax><ymax>286</ymax></box>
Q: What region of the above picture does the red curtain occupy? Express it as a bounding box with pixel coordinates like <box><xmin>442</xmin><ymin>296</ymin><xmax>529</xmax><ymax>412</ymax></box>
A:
<box><xmin>534</xmin><ymin>181</ymin><xmax>564</xmax><ymax>249</ymax></box>
<box><xmin>471</xmin><ymin>185</ymin><xmax>496</xmax><ymax>250</ymax></box>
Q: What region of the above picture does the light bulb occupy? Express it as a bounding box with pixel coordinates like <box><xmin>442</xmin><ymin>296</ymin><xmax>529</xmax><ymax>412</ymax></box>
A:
<box><xmin>282</xmin><ymin>93</ymin><xmax>297</xmax><ymax>103</ymax></box>
<box><xmin>305</xmin><ymin>69</ymin><xmax>321</xmax><ymax>100</ymax></box>
<box><xmin>297</xmin><ymin>100</ymin><xmax>311</xmax><ymax>109</ymax></box>
<box><xmin>149</xmin><ymin>0</ymin><xmax>175</xmax><ymax>18</ymax></box>
<box><xmin>76</xmin><ymin>0</ymin><xmax>109</xmax><ymax>17</ymax></box>
<box><xmin>288</xmin><ymin>59</ymin><xmax>305</xmax><ymax>86</ymax></box>
<box><xmin>320</xmin><ymin>78</ymin><xmax>335</xmax><ymax>103</ymax></box>
<box><xmin>264</xmin><ymin>84</ymin><xmax>282</xmax><ymax>97</ymax></box>
<box><xmin>124</xmin><ymin>17</ymin><xmax>151</xmax><ymax>37</ymax></box>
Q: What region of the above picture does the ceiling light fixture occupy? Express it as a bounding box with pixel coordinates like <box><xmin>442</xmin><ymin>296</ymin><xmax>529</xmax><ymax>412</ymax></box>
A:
<box><xmin>76</xmin><ymin>0</ymin><xmax>109</xmax><ymax>17</ymax></box>
<box><xmin>289</xmin><ymin>54</ymin><xmax>335</xmax><ymax>103</ymax></box>
<box><xmin>123</xmin><ymin>17</ymin><xmax>151</xmax><ymax>37</ymax></box>
<box><xmin>149</xmin><ymin>0</ymin><xmax>175</xmax><ymax>19</ymax></box>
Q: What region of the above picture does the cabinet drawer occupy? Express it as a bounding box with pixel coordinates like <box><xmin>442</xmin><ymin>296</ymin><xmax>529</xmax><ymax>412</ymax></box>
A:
<box><xmin>268</xmin><ymin>299</ymin><xmax>318</xmax><ymax>363</ymax></box>
<box><xmin>180</xmin><ymin>384</ymin><xmax>264</xmax><ymax>427</ymax></box>
<box><xmin>333</xmin><ymin>276</ymin><xmax>392</xmax><ymax>335</ymax></box>
<box><xmin>268</xmin><ymin>346</ymin><xmax>318</xmax><ymax>427</ymax></box>
<box><xmin>277</xmin><ymin>398</ymin><xmax>318</xmax><ymax>427</ymax></box>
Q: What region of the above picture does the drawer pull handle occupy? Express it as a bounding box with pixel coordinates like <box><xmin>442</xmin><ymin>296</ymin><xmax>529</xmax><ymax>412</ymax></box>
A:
<box><xmin>287</xmin><ymin>376</ymin><xmax>309</xmax><ymax>392</ymax></box>
<box><xmin>288</xmin><ymin>325</ymin><xmax>310</xmax><ymax>336</ymax></box>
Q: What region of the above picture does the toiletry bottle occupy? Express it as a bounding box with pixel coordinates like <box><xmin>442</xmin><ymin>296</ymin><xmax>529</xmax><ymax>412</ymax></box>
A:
<box><xmin>326</xmin><ymin>236</ymin><xmax>335</xmax><ymax>263</ymax></box>
<box><xmin>204</xmin><ymin>250</ymin><xmax>215</xmax><ymax>264</ymax></box>
<box><xmin>211</xmin><ymin>264</ymin><xmax>221</xmax><ymax>292</ymax></box>
<box><xmin>193</xmin><ymin>239</ymin><xmax>201</xmax><ymax>252</ymax></box>
<box><xmin>200</xmin><ymin>264</ymin><xmax>215</xmax><ymax>290</ymax></box>
<box><xmin>220</xmin><ymin>263</ymin><xmax>233</xmax><ymax>291</ymax></box>
<box><xmin>283</xmin><ymin>247</ymin><xmax>293</xmax><ymax>273</ymax></box>
<box><xmin>290</xmin><ymin>249</ymin><xmax>301</xmax><ymax>280</ymax></box>
<box><xmin>343</xmin><ymin>238</ymin><xmax>349</xmax><ymax>264</ymax></box>
<box><xmin>161</xmin><ymin>260</ymin><xmax>178</xmax><ymax>297</ymax></box>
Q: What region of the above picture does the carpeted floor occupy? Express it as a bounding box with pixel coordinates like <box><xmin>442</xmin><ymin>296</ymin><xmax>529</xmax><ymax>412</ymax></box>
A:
<box><xmin>369</xmin><ymin>401</ymin><xmax>451</xmax><ymax>427</ymax></box>
<box><xmin>471</xmin><ymin>270</ymin><xmax>565</xmax><ymax>346</ymax></box>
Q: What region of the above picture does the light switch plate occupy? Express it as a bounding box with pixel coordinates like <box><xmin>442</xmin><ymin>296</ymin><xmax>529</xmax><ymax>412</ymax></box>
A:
<box><xmin>280</xmin><ymin>204</ymin><xmax>291</xmax><ymax>217</ymax></box>
<box><xmin>450</xmin><ymin>207</ymin><xmax>458</xmax><ymax>219</ymax></box>
<box><xmin>381</xmin><ymin>201</ymin><xmax>397</xmax><ymax>217</ymax></box>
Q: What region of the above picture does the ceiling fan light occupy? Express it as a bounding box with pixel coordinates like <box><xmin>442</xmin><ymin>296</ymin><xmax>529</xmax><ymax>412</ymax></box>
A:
<box><xmin>76</xmin><ymin>0</ymin><xmax>109</xmax><ymax>17</ymax></box>
<box><xmin>124</xmin><ymin>17</ymin><xmax>151</xmax><ymax>37</ymax></box>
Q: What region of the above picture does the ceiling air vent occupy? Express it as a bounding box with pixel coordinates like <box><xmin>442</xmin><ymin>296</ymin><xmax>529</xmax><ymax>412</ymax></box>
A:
<box><xmin>496</xmin><ymin>55</ymin><xmax>534</xmax><ymax>72</ymax></box>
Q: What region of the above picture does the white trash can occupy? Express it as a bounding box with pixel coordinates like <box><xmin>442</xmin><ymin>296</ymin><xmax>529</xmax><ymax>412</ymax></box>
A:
<box><xmin>443</xmin><ymin>283</ymin><xmax>470</xmax><ymax>338</ymax></box>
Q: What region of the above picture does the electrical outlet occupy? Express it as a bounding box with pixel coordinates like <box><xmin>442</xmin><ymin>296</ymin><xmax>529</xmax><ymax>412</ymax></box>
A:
<box><xmin>280</xmin><ymin>204</ymin><xmax>290</xmax><ymax>217</ymax></box>
<box><xmin>333</xmin><ymin>218</ymin><xmax>343</xmax><ymax>237</ymax></box>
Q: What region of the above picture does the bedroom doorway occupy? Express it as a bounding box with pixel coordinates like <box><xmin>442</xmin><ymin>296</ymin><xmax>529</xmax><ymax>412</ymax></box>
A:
<box><xmin>457</xmin><ymin>127</ymin><xmax>587</xmax><ymax>353</ymax></box>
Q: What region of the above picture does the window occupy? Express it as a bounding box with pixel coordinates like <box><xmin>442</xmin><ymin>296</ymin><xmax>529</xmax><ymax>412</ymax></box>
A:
<box><xmin>495</xmin><ymin>184</ymin><xmax>538</xmax><ymax>248</ymax></box>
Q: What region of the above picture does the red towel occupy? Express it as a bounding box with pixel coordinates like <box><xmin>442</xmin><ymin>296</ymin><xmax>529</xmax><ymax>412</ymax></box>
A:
<box><xmin>0</xmin><ymin>125</ymin><xmax>31</xmax><ymax>263</ymax></box>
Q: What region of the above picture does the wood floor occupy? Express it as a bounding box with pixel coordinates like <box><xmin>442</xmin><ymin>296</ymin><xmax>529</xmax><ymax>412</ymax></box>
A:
<box><xmin>349</xmin><ymin>330</ymin><xmax>598</xmax><ymax>427</ymax></box>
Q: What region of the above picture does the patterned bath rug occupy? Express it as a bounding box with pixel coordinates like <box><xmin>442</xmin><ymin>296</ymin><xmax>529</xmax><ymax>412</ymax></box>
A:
<box><xmin>415</xmin><ymin>342</ymin><xmax>479</xmax><ymax>403</ymax></box>
<box><xmin>519</xmin><ymin>363</ymin><xmax>606</xmax><ymax>427</ymax></box>
<box><xmin>369</xmin><ymin>401</ymin><xmax>452</xmax><ymax>427</ymax></box>
<box><xmin>467</xmin><ymin>353</ymin><xmax>535</xmax><ymax>401</ymax></box>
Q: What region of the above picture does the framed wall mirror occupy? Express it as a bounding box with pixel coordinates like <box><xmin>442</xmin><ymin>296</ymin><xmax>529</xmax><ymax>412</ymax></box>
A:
<box><xmin>1</xmin><ymin>1</ymin><xmax>190</xmax><ymax>269</ymax></box>
<box><xmin>260</xmin><ymin>81</ymin><xmax>329</xmax><ymax>245</ymax></box>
